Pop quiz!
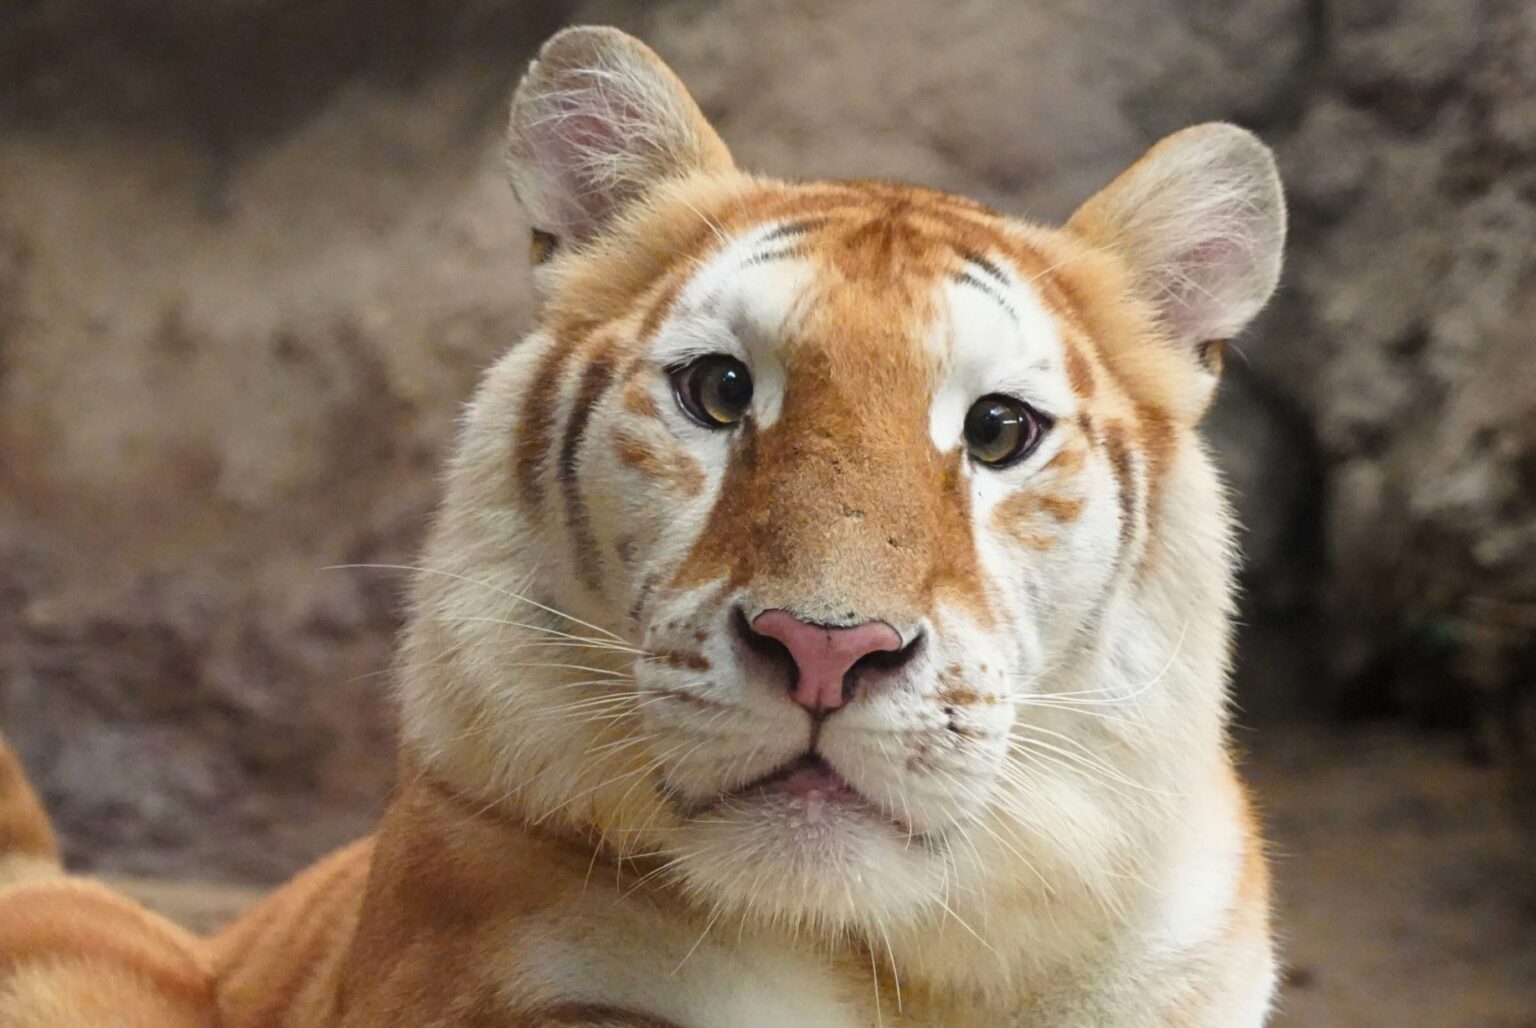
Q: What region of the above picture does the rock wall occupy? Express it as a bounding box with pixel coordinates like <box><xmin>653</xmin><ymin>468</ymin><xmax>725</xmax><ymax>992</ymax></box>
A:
<box><xmin>0</xmin><ymin>0</ymin><xmax>1531</xmax><ymax>879</ymax></box>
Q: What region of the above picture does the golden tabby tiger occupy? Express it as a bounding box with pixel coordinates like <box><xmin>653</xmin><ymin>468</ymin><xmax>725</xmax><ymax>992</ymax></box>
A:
<box><xmin>0</xmin><ymin>25</ymin><xmax>1285</xmax><ymax>1027</ymax></box>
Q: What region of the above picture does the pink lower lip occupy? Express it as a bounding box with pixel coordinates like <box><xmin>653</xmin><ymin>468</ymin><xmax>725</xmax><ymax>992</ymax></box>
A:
<box><xmin>711</xmin><ymin>755</ymin><xmax>911</xmax><ymax>832</ymax></box>
<box><xmin>763</xmin><ymin>762</ymin><xmax>859</xmax><ymax>801</ymax></box>
<box><xmin>756</xmin><ymin>760</ymin><xmax>865</xmax><ymax>825</ymax></box>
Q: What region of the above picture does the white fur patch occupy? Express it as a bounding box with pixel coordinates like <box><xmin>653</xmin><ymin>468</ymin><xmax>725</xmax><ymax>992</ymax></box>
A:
<box><xmin>651</xmin><ymin>221</ymin><xmax>818</xmax><ymax>431</ymax></box>
<box><xmin>927</xmin><ymin>261</ymin><xmax>1074</xmax><ymax>454</ymax></box>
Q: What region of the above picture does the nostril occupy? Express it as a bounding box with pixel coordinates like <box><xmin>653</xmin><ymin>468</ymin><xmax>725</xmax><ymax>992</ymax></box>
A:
<box><xmin>732</xmin><ymin>606</ymin><xmax>799</xmax><ymax>687</ymax></box>
<box><xmin>842</xmin><ymin>630</ymin><xmax>923</xmax><ymax>704</ymax></box>
<box><xmin>847</xmin><ymin>629</ymin><xmax>924</xmax><ymax>681</ymax></box>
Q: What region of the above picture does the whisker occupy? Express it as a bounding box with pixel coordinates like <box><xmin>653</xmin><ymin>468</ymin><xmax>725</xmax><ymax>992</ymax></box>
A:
<box><xmin>1008</xmin><ymin>723</ymin><xmax>1178</xmax><ymax>798</ymax></box>
<box><xmin>437</xmin><ymin>615</ymin><xmax>647</xmax><ymax>655</ymax></box>
<box><xmin>499</xmin><ymin>661</ymin><xmax>634</xmax><ymax>679</ymax></box>
<box><xmin>871</xmin><ymin>918</ymin><xmax>903</xmax><ymax>1014</ymax></box>
<box><xmin>326</xmin><ymin>562</ymin><xmax>631</xmax><ymax>644</ymax></box>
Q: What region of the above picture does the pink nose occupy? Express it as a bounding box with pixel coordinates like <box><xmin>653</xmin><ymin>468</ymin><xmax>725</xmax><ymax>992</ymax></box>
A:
<box><xmin>750</xmin><ymin>609</ymin><xmax>904</xmax><ymax>713</ymax></box>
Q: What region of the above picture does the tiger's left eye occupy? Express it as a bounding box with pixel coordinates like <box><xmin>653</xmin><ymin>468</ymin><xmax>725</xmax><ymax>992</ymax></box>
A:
<box><xmin>670</xmin><ymin>355</ymin><xmax>754</xmax><ymax>428</ymax></box>
<box><xmin>964</xmin><ymin>395</ymin><xmax>1049</xmax><ymax>467</ymax></box>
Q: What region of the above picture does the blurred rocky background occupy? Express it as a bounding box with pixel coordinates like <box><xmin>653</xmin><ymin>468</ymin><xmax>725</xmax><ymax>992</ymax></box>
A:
<box><xmin>1</xmin><ymin>1</ymin><xmax>1533</xmax><ymax>1022</ymax></box>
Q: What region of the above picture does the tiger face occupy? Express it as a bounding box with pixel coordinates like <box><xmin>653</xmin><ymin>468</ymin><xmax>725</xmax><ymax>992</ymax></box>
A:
<box><xmin>402</xmin><ymin>27</ymin><xmax>1283</xmax><ymax>950</ymax></box>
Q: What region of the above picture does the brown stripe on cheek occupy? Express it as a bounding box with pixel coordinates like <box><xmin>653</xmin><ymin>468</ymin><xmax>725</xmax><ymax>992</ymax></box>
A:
<box><xmin>991</xmin><ymin>436</ymin><xmax>1089</xmax><ymax>547</ymax></box>
<box><xmin>1063</xmin><ymin>340</ymin><xmax>1096</xmax><ymax>398</ymax></box>
<box><xmin>1136</xmin><ymin>405</ymin><xmax>1174</xmax><ymax>539</ymax></box>
<box><xmin>560</xmin><ymin>353</ymin><xmax>618</xmax><ymax>591</ymax></box>
<box><xmin>1129</xmin><ymin>408</ymin><xmax>1181</xmax><ymax>579</ymax></box>
<box><xmin>614</xmin><ymin>430</ymin><xmax>705</xmax><ymax>497</ymax></box>
<box><xmin>1043</xmin><ymin>444</ymin><xmax>1086</xmax><ymax>476</ymax></box>
<box><xmin>1102</xmin><ymin>422</ymin><xmax>1141</xmax><ymax>557</ymax></box>
<box><xmin>990</xmin><ymin>488</ymin><xmax>1081</xmax><ymax>549</ymax></box>
<box><xmin>622</xmin><ymin>376</ymin><xmax>663</xmax><ymax>419</ymax></box>
<box><xmin>1076</xmin><ymin>411</ymin><xmax>1100</xmax><ymax>449</ymax></box>
<box><xmin>1038</xmin><ymin>494</ymin><xmax>1085</xmax><ymax>522</ymax></box>
<box><xmin>1130</xmin><ymin>395</ymin><xmax>1176</xmax><ymax>473</ymax></box>
<box><xmin>514</xmin><ymin>340</ymin><xmax>577</xmax><ymax>519</ymax></box>
<box><xmin>637</xmin><ymin>268</ymin><xmax>689</xmax><ymax>343</ymax></box>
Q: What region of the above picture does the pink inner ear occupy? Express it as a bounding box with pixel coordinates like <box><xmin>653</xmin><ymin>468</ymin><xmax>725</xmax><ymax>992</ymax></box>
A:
<box><xmin>1162</xmin><ymin>234</ymin><xmax>1251</xmax><ymax>344</ymax></box>
<box><xmin>523</xmin><ymin>85</ymin><xmax>657</xmax><ymax>242</ymax></box>
<box><xmin>525</xmin><ymin>110</ymin><xmax>618</xmax><ymax>238</ymax></box>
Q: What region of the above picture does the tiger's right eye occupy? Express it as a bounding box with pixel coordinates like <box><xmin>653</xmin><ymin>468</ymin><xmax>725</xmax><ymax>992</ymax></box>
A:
<box><xmin>670</xmin><ymin>355</ymin><xmax>754</xmax><ymax>428</ymax></box>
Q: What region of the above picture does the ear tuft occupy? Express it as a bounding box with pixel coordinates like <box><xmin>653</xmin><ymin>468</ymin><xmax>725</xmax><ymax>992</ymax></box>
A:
<box><xmin>507</xmin><ymin>26</ymin><xmax>734</xmax><ymax>254</ymax></box>
<box><xmin>1068</xmin><ymin>123</ymin><xmax>1286</xmax><ymax>347</ymax></box>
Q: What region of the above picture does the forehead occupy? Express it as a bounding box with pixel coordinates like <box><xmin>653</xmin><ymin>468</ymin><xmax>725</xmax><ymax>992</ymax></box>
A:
<box><xmin>683</xmin><ymin>183</ymin><xmax>1056</xmax><ymax>309</ymax></box>
<box><xmin>549</xmin><ymin>178</ymin><xmax>1093</xmax><ymax>350</ymax></box>
<box><xmin>655</xmin><ymin>184</ymin><xmax>1076</xmax><ymax>385</ymax></box>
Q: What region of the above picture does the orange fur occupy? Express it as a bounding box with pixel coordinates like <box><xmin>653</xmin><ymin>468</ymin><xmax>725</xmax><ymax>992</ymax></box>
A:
<box><xmin>0</xmin><ymin>735</ymin><xmax>58</xmax><ymax>888</ymax></box>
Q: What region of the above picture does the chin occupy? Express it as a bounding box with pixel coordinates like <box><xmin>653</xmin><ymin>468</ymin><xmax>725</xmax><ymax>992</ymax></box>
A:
<box><xmin>663</xmin><ymin>769</ymin><xmax>946</xmax><ymax>932</ymax></box>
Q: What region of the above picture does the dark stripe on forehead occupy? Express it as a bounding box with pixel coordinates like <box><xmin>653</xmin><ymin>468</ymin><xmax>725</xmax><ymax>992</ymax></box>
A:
<box><xmin>740</xmin><ymin>218</ymin><xmax>827</xmax><ymax>269</ymax></box>
<box><xmin>741</xmin><ymin>247</ymin><xmax>799</xmax><ymax>269</ymax></box>
<box><xmin>952</xmin><ymin>270</ymin><xmax>1020</xmax><ymax>325</ymax></box>
<box><xmin>956</xmin><ymin>247</ymin><xmax>1009</xmax><ymax>288</ymax></box>
<box><xmin>759</xmin><ymin>218</ymin><xmax>825</xmax><ymax>246</ymax></box>
<box><xmin>560</xmin><ymin>353</ymin><xmax>617</xmax><ymax>591</ymax></box>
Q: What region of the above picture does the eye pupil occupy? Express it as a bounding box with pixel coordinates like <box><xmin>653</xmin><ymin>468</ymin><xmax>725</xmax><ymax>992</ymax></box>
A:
<box><xmin>711</xmin><ymin>366</ymin><xmax>751</xmax><ymax>416</ymax></box>
<box><xmin>963</xmin><ymin>395</ymin><xmax>1045</xmax><ymax>467</ymax></box>
<box><xmin>672</xmin><ymin>355</ymin><xmax>754</xmax><ymax>428</ymax></box>
<box><xmin>971</xmin><ymin>405</ymin><xmax>1007</xmax><ymax>444</ymax></box>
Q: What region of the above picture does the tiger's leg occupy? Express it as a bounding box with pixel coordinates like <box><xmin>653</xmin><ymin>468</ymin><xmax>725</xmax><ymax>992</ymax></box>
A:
<box><xmin>0</xmin><ymin>734</ymin><xmax>217</xmax><ymax>1027</ymax></box>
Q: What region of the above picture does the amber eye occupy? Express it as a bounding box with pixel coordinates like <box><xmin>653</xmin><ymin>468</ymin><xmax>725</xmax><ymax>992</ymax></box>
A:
<box><xmin>670</xmin><ymin>355</ymin><xmax>754</xmax><ymax>428</ymax></box>
<box><xmin>963</xmin><ymin>395</ymin><xmax>1048</xmax><ymax>467</ymax></box>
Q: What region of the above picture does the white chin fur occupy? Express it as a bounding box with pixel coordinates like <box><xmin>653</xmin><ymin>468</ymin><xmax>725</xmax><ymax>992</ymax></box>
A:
<box><xmin>665</xmin><ymin>796</ymin><xmax>943</xmax><ymax>931</ymax></box>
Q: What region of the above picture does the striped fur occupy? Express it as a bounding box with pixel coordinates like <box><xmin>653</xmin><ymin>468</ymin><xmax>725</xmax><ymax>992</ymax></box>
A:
<box><xmin>0</xmin><ymin>26</ymin><xmax>1285</xmax><ymax>1027</ymax></box>
<box><xmin>0</xmin><ymin>735</ymin><xmax>217</xmax><ymax>1026</ymax></box>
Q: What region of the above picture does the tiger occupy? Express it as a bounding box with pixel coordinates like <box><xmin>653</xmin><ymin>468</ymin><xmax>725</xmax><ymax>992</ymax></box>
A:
<box><xmin>0</xmin><ymin>24</ymin><xmax>1286</xmax><ymax>1028</ymax></box>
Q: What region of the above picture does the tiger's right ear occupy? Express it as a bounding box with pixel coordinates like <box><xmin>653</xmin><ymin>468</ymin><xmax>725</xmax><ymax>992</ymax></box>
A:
<box><xmin>507</xmin><ymin>26</ymin><xmax>735</xmax><ymax>264</ymax></box>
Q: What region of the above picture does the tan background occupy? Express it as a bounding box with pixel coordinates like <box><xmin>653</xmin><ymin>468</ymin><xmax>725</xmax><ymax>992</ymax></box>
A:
<box><xmin>1</xmin><ymin>1</ymin><xmax>1533</xmax><ymax>1024</ymax></box>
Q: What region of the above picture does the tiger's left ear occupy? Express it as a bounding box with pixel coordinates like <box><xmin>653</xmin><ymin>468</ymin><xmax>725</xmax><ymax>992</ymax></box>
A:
<box><xmin>507</xmin><ymin>26</ymin><xmax>735</xmax><ymax>264</ymax></box>
<box><xmin>1067</xmin><ymin>123</ymin><xmax>1285</xmax><ymax>374</ymax></box>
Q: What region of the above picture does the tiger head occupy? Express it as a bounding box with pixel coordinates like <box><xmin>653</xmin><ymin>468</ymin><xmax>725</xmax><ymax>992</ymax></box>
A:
<box><xmin>400</xmin><ymin>26</ymin><xmax>1284</xmax><ymax>958</ymax></box>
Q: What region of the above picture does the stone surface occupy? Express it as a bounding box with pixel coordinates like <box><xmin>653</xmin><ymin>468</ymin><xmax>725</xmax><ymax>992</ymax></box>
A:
<box><xmin>1253</xmin><ymin>727</ymin><xmax>1536</xmax><ymax>1026</ymax></box>
<box><xmin>0</xmin><ymin>0</ymin><xmax>1531</xmax><ymax>880</ymax></box>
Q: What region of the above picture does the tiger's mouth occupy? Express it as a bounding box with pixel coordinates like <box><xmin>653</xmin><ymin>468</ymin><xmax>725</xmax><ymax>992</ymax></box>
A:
<box><xmin>691</xmin><ymin>752</ymin><xmax>914</xmax><ymax>835</ymax></box>
<box><xmin>736</xmin><ymin>753</ymin><xmax>860</xmax><ymax>804</ymax></box>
